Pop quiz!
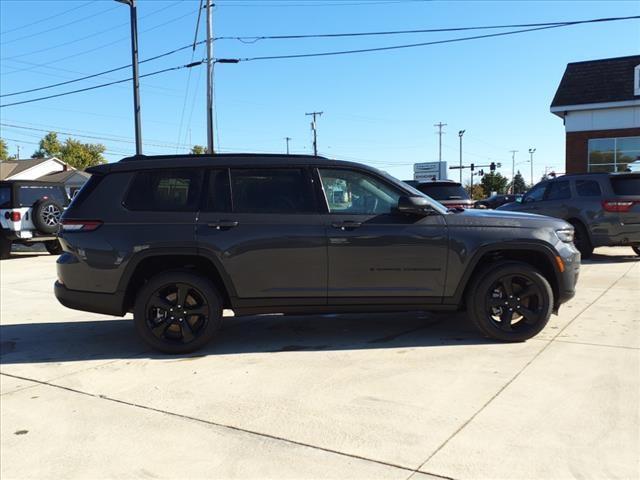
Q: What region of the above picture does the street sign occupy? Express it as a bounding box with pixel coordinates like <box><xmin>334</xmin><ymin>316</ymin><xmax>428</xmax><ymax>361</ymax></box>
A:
<box><xmin>413</xmin><ymin>161</ymin><xmax>447</xmax><ymax>181</ymax></box>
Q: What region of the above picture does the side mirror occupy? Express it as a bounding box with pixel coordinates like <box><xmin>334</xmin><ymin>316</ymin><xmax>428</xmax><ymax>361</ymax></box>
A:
<box><xmin>516</xmin><ymin>196</ymin><xmax>524</xmax><ymax>203</ymax></box>
<box><xmin>397</xmin><ymin>195</ymin><xmax>431</xmax><ymax>215</ymax></box>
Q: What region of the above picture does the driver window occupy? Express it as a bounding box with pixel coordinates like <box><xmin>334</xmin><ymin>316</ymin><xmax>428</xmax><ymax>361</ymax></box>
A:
<box><xmin>318</xmin><ymin>168</ymin><xmax>401</xmax><ymax>215</ymax></box>
<box><xmin>524</xmin><ymin>183</ymin><xmax>547</xmax><ymax>203</ymax></box>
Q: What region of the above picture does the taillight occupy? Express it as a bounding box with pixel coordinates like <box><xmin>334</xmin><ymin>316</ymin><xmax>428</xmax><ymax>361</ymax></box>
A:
<box><xmin>61</xmin><ymin>220</ymin><xmax>102</xmax><ymax>232</ymax></box>
<box><xmin>10</xmin><ymin>211</ymin><xmax>21</xmax><ymax>222</ymax></box>
<box><xmin>602</xmin><ymin>200</ymin><xmax>635</xmax><ymax>213</ymax></box>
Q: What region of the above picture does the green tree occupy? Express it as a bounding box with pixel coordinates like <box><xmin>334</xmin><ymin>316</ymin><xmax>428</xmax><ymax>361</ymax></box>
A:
<box><xmin>0</xmin><ymin>138</ymin><xmax>8</xmax><ymax>161</ymax></box>
<box><xmin>480</xmin><ymin>172</ymin><xmax>508</xmax><ymax>196</ymax></box>
<box><xmin>31</xmin><ymin>132</ymin><xmax>105</xmax><ymax>169</ymax></box>
<box><xmin>60</xmin><ymin>138</ymin><xmax>106</xmax><ymax>169</ymax></box>
<box><xmin>191</xmin><ymin>145</ymin><xmax>206</xmax><ymax>155</ymax></box>
<box><xmin>510</xmin><ymin>171</ymin><xmax>527</xmax><ymax>194</ymax></box>
<box><xmin>32</xmin><ymin>132</ymin><xmax>62</xmax><ymax>158</ymax></box>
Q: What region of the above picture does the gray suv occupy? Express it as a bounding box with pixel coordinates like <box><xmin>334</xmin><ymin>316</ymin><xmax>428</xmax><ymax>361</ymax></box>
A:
<box><xmin>498</xmin><ymin>173</ymin><xmax>640</xmax><ymax>258</ymax></box>
<box><xmin>54</xmin><ymin>154</ymin><xmax>580</xmax><ymax>353</ymax></box>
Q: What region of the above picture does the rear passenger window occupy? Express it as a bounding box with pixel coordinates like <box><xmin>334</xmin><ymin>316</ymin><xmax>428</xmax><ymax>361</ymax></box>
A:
<box><xmin>545</xmin><ymin>181</ymin><xmax>571</xmax><ymax>201</ymax></box>
<box><xmin>575</xmin><ymin>180</ymin><xmax>601</xmax><ymax>197</ymax></box>
<box><xmin>205</xmin><ymin>169</ymin><xmax>231</xmax><ymax>212</ymax></box>
<box><xmin>125</xmin><ymin>169</ymin><xmax>203</xmax><ymax>211</ymax></box>
<box><xmin>230</xmin><ymin>168</ymin><xmax>315</xmax><ymax>214</ymax></box>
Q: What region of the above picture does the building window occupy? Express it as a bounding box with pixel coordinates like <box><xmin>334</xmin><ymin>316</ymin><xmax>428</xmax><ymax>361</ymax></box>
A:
<box><xmin>588</xmin><ymin>136</ymin><xmax>640</xmax><ymax>173</ymax></box>
<box><xmin>635</xmin><ymin>65</ymin><xmax>640</xmax><ymax>96</ymax></box>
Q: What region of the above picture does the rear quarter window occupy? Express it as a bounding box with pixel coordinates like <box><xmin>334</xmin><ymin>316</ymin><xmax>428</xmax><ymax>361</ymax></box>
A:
<box><xmin>575</xmin><ymin>180</ymin><xmax>602</xmax><ymax>197</ymax></box>
<box><xmin>124</xmin><ymin>169</ymin><xmax>203</xmax><ymax>211</ymax></box>
<box><xmin>610</xmin><ymin>176</ymin><xmax>640</xmax><ymax>196</ymax></box>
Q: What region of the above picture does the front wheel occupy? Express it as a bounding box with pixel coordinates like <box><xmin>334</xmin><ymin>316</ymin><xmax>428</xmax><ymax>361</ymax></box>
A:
<box><xmin>466</xmin><ymin>261</ymin><xmax>553</xmax><ymax>342</ymax></box>
<box><xmin>133</xmin><ymin>271</ymin><xmax>223</xmax><ymax>354</ymax></box>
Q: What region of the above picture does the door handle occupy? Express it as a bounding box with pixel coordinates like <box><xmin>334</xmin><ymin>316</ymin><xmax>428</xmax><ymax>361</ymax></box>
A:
<box><xmin>207</xmin><ymin>220</ymin><xmax>239</xmax><ymax>230</ymax></box>
<box><xmin>331</xmin><ymin>221</ymin><xmax>362</xmax><ymax>231</ymax></box>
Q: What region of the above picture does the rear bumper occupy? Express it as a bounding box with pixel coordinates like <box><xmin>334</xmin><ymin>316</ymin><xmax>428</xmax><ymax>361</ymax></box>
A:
<box><xmin>54</xmin><ymin>281</ymin><xmax>126</xmax><ymax>317</ymax></box>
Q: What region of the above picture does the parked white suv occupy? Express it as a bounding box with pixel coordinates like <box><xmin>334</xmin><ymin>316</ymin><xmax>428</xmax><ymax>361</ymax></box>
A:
<box><xmin>0</xmin><ymin>180</ymin><xmax>69</xmax><ymax>259</ymax></box>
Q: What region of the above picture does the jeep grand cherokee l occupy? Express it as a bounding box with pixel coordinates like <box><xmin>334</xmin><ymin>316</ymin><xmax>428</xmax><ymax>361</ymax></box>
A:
<box><xmin>55</xmin><ymin>154</ymin><xmax>580</xmax><ymax>353</ymax></box>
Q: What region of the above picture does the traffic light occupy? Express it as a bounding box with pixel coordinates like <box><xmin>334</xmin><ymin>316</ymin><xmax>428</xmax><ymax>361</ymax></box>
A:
<box><xmin>478</xmin><ymin>169</ymin><xmax>484</xmax><ymax>177</ymax></box>
<box><xmin>470</xmin><ymin>163</ymin><xmax>475</xmax><ymax>171</ymax></box>
<box><xmin>490</xmin><ymin>162</ymin><xmax>496</xmax><ymax>172</ymax></box>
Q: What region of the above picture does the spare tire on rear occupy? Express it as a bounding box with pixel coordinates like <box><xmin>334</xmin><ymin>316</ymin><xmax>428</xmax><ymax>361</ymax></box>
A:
<box><xmin>33</xmin><ymin>199</ymin><xmax>63</xmax><ymax>235</ymax></box>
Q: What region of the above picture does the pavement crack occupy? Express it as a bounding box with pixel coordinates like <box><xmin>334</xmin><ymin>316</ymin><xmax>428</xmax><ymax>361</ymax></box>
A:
<box><xmin>406</xmin><ymin>262</ymin><xmax>637</xmax><ymax>480</ymax></box>
<box><xmin>0</xmin><ymin>371</ymin><xmax>455</xmax><ymax>480</ymax></box>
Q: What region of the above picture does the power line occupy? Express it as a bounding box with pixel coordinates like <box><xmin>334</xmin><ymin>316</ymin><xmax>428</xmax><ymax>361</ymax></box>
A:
<box><xmin>0</xmin><ymin>1</ymin><xmax>94</xmax><ymax>37</ymax></box>
<box><xmin>5</xmin><ymin>15</ymin><xmax>633</xmax><ymax>98</ymax></box>
<box><xmin>0</xmin><ymin>4</ymin><xmax>120</xmax><ymax>46</ymax></box>
<box><xmin>231</xmin><ymin>17</ymin><xmax>640</xmax><ymax>62</ymax></box>
<box><xmin>0</xmin><ymin>61</ymin><xmax>204</xmax><ymax>109</ymax></box>
<box><xmin>217</xmin><ymin>17</ymin><xmax>634</xmax><ymax>42</ymax></box>
<box><xmin>0</xmin><ymin>6</ymin><xmax>200</xmax><ymax>77</ymax></box>
<box><xmin>0</xmin><ymin>122</ymin><xmax>191</xmax><ymax>150</ymax></box>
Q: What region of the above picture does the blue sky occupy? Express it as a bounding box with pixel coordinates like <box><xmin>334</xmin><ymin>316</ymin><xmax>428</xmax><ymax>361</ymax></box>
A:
<box><xmin>1</xmin><ymin>0</ymin><xmax>639</xmax><ymax>183</ymax></box>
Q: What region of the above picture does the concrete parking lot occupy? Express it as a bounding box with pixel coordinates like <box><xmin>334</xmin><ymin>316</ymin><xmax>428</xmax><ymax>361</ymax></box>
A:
<box><xmin>1</xmin><ymin>248</ymin><xmax>638</xmax><ymax>480</ymax></box>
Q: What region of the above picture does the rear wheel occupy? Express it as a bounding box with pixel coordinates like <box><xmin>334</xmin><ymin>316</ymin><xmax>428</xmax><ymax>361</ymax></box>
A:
<box><xmin>570</xmin><ymin>221</ymin><xmax>593</xmax><ymax>259</ymax></box>
<box><xmin>133</xmin><ymin>271</ymin><xmax>223</xmax><ymax>354</ymax></box>
<box><xmin>632</xmin><ymin>246</ymin><xmax>640</xmax><ymax>257</ymax></box>
<box><xmin>466</xmin><ymin>261</ymin><xmax>553</xmax><ymax>342</ymax></box>
<box><xmin>44</xmin><ymin>240</ymin><xmax>63</xmax><ymax>255</ymax></box>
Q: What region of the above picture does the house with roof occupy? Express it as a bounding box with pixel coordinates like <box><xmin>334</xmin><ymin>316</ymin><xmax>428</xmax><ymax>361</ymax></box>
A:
<box><xmin>0</xmin><ymin>157</ymin><xmax>90</xmax><ymax>197</ymax></box>
<box><xmin>550</xmin><ymin>55</ymin><xmax>640</xmax><ymax>174</ymax></box>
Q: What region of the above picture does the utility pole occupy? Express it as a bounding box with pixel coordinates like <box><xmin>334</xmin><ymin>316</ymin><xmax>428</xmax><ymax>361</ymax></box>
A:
<box><xmin>434</xmin><ymin>122</ymin><xmax>447</xmax><ymax>163</ymax></box>
<box><xmin>528</xmin><ymin>148</ymin><xmax>536</xmax><ymax>186</ymax></box>
<box><xmin>458</xmin><ymin>130</ymin><xmax>465</xmax><ymax>183</ymax></box>
<box><xmin>285</xmin><ymin>137</ymin><xmax>291</xmax><ymax>155</ymax></box>
<box><xmin>509</xmin><ymin>150</ymin><xmax>518</xmax><ymax>194</ymax></box>
<box><xmin>306</xmin><ymin>111</ymin><xmax>322</xmax><ymax>156</ymax></box>
<box><xmin>116</xmin><ymin>0</ymin><xmax>143</xmax><ymax>155</ymax></box>
<box><xmin>205</xmin><ymin>0</ymin><xmax>214</xmax><ymax>154</ymax></box>
<box><xmin>16</xmin><ymin>145</ymin><xmax>20</xmax><ymax>159</ymax></box>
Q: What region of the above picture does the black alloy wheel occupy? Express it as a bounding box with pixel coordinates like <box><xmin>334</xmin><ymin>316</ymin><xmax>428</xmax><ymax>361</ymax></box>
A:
<box><xmin>485</xmin><ymin>274</ymin><xmax>545</xmax><ymax>335</ymax></box>
<box><xmin>570</xmin><ymin>221</ymin><xmax>593</xmax><ymax>259</ymax></box>
<box><xmin>466</xmin><ymin>261</ymin><xmax>553</xmax><ymax>341</ymax></box>
<box><xmin>134</xmin><ymin>271</ymin><xmax>222</xmax><ymax>353</ymax></box>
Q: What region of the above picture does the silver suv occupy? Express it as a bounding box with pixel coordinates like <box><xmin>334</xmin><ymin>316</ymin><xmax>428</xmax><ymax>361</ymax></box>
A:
<box><xmin>498</xmin><ymin>173</ymin><xmax>640</xmax><ymax>258</ymax></box>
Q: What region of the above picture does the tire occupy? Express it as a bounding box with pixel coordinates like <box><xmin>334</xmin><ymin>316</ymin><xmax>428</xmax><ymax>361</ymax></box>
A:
<box><xmin>45</xmin><ymin>240</ymin><xmax>63</xmax><ymax>255</ymax></box>
<box><xmin>0</xmin><ymin>236</ymin><xmax>11</xmax><ymax>260</ymax></box>
<box><xmin>32</xmin><ymin>199</ymin><xmax>63</xmax><ymax>235</ymax></box>
<box><xmin>466</xmin><ymin>261</ymin><xmax>553</xmax><ymax>342</ymax></box>
<box><xmin>570</xmin><ymin>221</ymin><xmax>593</xmax><ymax>259</ymax></box>
<box><xmin>632</xmin><ymin>246</ymin><xmax>640</xmax><ymax>257</ymax></box>
<box><xmin>133</xmin><ymin>271</ymin><xmax>223</xmax><ymax>354</ymax></box>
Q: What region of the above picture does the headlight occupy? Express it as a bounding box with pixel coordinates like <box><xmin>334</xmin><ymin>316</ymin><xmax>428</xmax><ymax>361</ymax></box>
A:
<box><xmin>556</xmin><ymin>228</ymin><xmax>574</xmax><ymax>243</ymax></box>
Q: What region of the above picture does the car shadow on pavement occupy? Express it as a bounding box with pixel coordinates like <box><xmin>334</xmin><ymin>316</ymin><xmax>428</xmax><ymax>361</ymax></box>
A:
<box><xmin>582</xmin><ymin>252</ymin><xmax>639</xmax><ymax>264</ymax></box>
<box><xmin>0</xmin><ymin>311</ymin><xmax>499</xmax><ymax>365</ymax></box>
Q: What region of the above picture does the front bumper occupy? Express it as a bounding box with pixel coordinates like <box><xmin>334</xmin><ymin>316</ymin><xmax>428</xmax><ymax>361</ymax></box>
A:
<box><xmin>54</xmin><ymin>281</ymin><xmax>126</xmax><ymax>317</ymax></box>
<box><xmin>555</xmin><ymin>244</ymin><xmax>581</xmax><ymax>308</ymax></box>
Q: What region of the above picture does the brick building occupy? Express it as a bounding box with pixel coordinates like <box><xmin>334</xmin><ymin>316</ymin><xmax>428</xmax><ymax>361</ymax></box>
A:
<box><xmin>550</xmin><ymin>55</ymin><xmax>640</xmax><ymax>174</ymax></box>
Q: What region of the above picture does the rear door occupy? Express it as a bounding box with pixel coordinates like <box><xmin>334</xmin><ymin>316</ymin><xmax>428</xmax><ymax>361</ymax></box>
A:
<box><xmin>317</xmin><ymin>167</ymin><xmax>448</xmax><ymax>302</ymax></box>
<box><xmin>196</xmin><ymin>167</ymin><xmax>327</xmax><ymax>302</ymax></box>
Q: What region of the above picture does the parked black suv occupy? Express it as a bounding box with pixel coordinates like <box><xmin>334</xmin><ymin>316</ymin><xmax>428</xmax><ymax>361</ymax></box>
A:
<box><xmin>55</xmin><ymin>154</ymin><xmax>580</xmax><ymax>353</ymax></box>
<box><xmin>498</xmin><ymin>173</ymin><xmax>640</xmax><ymax>258</ymax></box>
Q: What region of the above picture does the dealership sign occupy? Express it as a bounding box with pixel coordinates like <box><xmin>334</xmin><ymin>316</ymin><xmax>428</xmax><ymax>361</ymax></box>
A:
<box><xmin>414</xmin><ymin>161</ymin><xmax>447</xmax><ymax>181</ymax></box>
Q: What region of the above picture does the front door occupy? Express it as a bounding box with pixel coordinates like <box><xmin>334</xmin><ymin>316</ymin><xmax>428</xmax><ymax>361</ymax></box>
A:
<box><xmin>196</xmin><ymin>167</ymin><xmax>327</xmax><ymax>303</ymax></box>
<box><xmin>317</xmin><ymin>168</ymin><xmax>448</xmax><ymax>303</ymax></box>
